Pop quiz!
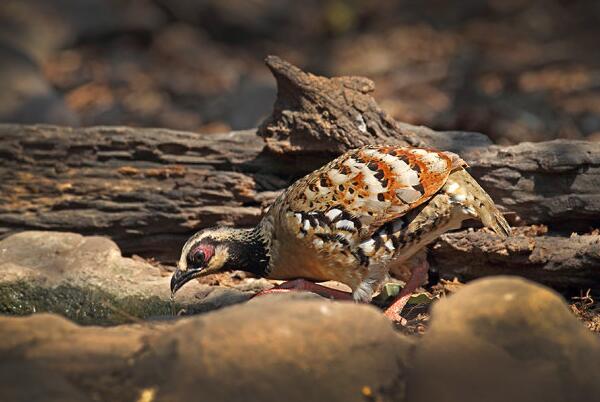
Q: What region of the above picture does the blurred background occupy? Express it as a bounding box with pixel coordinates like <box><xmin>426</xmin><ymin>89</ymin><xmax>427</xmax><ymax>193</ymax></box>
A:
<box><xmin>1</xmin><ymin>0</ymin><xmax>600</xmax><ymax>144</ymax></box>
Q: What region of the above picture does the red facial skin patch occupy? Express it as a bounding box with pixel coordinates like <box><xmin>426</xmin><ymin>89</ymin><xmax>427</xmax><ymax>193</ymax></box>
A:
<box><xmin>190</xmin><ymin>243</ymin><xmax>214</xmax><ymax>264</ymax></box>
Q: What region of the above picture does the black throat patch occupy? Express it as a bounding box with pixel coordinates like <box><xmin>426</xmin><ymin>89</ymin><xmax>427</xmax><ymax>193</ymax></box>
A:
<box><xmin>226</xmin><ymin>230</ymin><xmax>270</xmax><ymax>277</ymax></box>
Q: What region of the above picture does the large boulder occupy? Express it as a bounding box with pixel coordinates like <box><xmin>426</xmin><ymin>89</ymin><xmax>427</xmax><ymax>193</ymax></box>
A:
<box><xmin>0</xmin><ymin>231</ymin><xmax>254</xmax><ymax>324</ymax></box>
<box><xmin>408</xmin><ymin>276</ymin><xmax>600</xmax><ymax>402</ymax></box>
<box><xmin>0</xmin><ymin>297</ymin><xmax>411</xmax><ymax>402</ymax></box>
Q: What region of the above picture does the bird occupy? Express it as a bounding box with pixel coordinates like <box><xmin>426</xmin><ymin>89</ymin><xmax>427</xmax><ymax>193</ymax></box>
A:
<box><xmin>170</xmin><ymin>145</ymin><xmax>511</xmax><ymax>323</ymax></box>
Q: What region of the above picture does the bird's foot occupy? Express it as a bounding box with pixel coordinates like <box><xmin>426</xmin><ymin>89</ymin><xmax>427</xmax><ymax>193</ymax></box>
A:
<box><xmin>253</xmin><ymin>278</ymin><xmax>353</xmax><ymax>300</ymax></box>
<box><xmin>383</xmin><ymin>296</ymin><xmax>410</xmax><ymax>326</ymax></box>
<box><xmin>383</xmin><ymin>257</ymin><xmax>430</xmax><ymax>326</ymax></box>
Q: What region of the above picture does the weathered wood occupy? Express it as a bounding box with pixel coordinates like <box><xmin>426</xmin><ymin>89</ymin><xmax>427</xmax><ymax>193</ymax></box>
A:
<box><xmin>0</xmin><ymin>125</ymin><xmax>276</xmax><ymax>261</ymax></box>
<box><xmin>466</xmin><ymin>141</ymin><xmax>600</xmax><ymax>231</ymax></box>
<box><xmin>258</xmin><ymin>55</ymin><xmax>492</xmax><ymax>157</ymax></box>
<box><xmin>432</xmin><ymin>228</ymin><xmax>600</xmax><ymax>291</ymax></box>
<box><xmin>2</xmin><ymin>124</ymin><xmax>599</xmax><ymax>269</ymax></box>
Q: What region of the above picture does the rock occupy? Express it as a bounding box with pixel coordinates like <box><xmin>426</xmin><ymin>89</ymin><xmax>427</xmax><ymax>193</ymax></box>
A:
<box><xmin>408</xmin><ymin>277</ymin><xmax>600</xmax><ymax>402</ymax></box>
<box><xmin>0</xmin><ymin>297</ymin><xmax>411</xmax><ymax>402</ymax></box>
<box><xmin>0</xmin><ymin>313</ymin><xmax>150</xmax><ymax>402</ymax></box>
<box><xmin>0</xmin><ymin>357</ymin><xmax>94</xmax><ymax>402</ymax></box>
<box><xmin>135</xmin><ymin>296</ymin><xmax>410</xmax><ymax>402</ymax></box>
<box><xmin>0</xmin><ymin>231</ymin><xmax>253</xmax><ymax>324</ymax></box>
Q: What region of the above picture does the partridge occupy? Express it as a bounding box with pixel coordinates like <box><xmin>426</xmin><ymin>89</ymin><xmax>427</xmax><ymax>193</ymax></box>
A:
<box><xmin>171</xmin><ymin>145</ymin><xmax>510</xmax><ymax>322</ymax></box>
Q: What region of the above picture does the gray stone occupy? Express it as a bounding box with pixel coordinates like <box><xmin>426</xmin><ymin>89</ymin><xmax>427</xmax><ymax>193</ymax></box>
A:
<box><xmin>0</xmin><ymin>231</ymin><xmax>252</xmax><ymax>324</ymax></box>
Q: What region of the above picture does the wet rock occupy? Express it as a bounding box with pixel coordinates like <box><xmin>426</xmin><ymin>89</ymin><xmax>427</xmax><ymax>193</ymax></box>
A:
<box><xmin>0</xmin><ymin>231</ymin><xmax>252</xmax><ymax>324</ymax></box>
<box><xmin>0</xmin><ymin>297</ymin><xmax>411</xmax><ymax>402</ymax></box>
<box><xmin>408</xmin><ymin>276</ymin><xmax>600</xmax><ymax>402</ymax></box>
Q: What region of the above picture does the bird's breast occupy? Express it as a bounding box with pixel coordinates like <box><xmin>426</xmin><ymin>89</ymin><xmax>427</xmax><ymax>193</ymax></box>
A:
<box><xmin>266</xmin><ymin>223</ymin><xmax>364</xmax><ymax>290</ymax></box>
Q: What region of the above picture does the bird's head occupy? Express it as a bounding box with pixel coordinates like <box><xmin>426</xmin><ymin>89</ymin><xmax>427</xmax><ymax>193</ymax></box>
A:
<box><xmin>170</xmin><ymin>226</ymin><xmax>268</xmax><ymax>295</ymax></box>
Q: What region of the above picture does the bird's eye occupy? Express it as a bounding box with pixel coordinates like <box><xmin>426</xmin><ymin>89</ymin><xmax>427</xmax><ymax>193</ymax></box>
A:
<box><xmin>187</xmin><ymin>249</ymin><xmax>205</xmax><ymax>269</ymax></box>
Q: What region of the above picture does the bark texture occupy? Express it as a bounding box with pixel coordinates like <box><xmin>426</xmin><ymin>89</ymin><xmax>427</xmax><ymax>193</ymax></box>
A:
<box><xmin>433</xmin><ymin>228</ymin><xmax>600</xmax><ymax>290</ymax></box>
<box><xmin>258</xmin><ymin>55</ymin><xmax>492</xmax><ymax>156</ymax></box>
<box><xmin>467</xmin><ymin>141</ymin><xmax>600</xmax><ymax>230</ymax></box>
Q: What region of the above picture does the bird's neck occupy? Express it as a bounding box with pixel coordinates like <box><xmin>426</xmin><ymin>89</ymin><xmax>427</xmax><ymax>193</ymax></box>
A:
<box><xmin>226</xmin><ymin>227</ymin><xmax>270</xmax><ymax>277</ymax></box>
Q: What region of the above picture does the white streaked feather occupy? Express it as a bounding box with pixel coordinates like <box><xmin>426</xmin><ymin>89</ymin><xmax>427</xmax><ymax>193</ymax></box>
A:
<box><xmin>359</xmin><ymin>239</ymin><xmax>375</xmax><ymax>254</ymax></box>
<box><xmin>327</xmin><ymin>169</ymin><xmax>348</xmax><ymax>185</ymax></box>
<box><xmin>444</xmin><ymin>181</ymin><xmax>460</xmax><ymax>193</ymax></box>
<box><xmin>335</xmin><ymin>219</ymin><xmax>355</xmax><ymax>230</ymax></box>
<box><xmin>325</xmin><ymin>208</ymin><xmax>342</xmax><ymax>221</ymax></box>
<box><xmin>451</xmin><ymin>193</ymin><xmax>467</xmax><ymax>202</ymax></box>
<box><xmin>416</xmin><ymin>150</ymin><xmax>447</xmax><ymax>173</ymax></box>
<box><xmin>361</xmin><ymin>170</ymin><xmax>385</xmax><ymax>193</ymax></box>
<box><xmin>373</xmin><ymin>152</ymin><xmax>420</xmax><ymax>186</ymax></box>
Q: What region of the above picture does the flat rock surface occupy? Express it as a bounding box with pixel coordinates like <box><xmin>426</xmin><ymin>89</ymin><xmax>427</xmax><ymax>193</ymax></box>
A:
<box><xmin>0</xmin><ymin>231</ymin><xmax>259</xmax><ymax>324</ymax></box>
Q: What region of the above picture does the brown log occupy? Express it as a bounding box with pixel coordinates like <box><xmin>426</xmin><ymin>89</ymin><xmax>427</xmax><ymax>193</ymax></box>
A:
<box><xmin>258</xmin><ymin>55</ymin><xmax>492</xmax><ymax>157</ymax></box>
<box><xmin>0</xmin><ymin>125</ymin><xmax>273</xmax><ymax>261</ymax></box>
<box><xmin>1</xmin><ymin>57</ymin><xmax>599</xmax><ymax>274</ymax></box>
<box><xmin>432</xmin><ymin>228</ymin><xmax>600</xmax><ymax>291</ymax></box>
<box><xmin>466</xmin><ymin>141</ymin><xmax>600</xmax><ymax>231</ymax></box>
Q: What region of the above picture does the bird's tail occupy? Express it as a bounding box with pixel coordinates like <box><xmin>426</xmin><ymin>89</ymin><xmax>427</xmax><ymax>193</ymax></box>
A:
<box><xmin>446</xmin><ymin>169</ymin><xmax>511</xmax><ymax>237</ymax></box>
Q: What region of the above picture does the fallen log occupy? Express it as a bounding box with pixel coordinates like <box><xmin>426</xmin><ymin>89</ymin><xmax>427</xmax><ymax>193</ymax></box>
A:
<box><xmin>466</xmin><ymin>141</ymin><xmax>600</xmax><ymax>231</ymax></box>
<box><xmin>0</xmin><ymin>57</ymin><xmax>599</xmax><ymax>281</ymax></box>
<box><xmin>432</xmin><ymin>228</ymin><xmax>600</xmax><ymax>291</ymax></box>
<box><xmin>0</xmin><ymin>125</ymin><xmax>271</xmax><ymax>261</ymax></box>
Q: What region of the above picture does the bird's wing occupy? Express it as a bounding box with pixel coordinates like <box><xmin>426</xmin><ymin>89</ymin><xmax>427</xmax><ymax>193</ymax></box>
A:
<box><xmin>282</xmin><ymin>145</ymin><xmax>464</xmax><ymax>242</ymax></box>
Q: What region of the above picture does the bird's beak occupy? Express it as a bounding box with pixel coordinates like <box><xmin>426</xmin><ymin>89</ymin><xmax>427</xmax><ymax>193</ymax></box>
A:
<box><xmin>170</xmin><ymin>268</ymin><xmax>205</xmax><ymax>295</ymax></box>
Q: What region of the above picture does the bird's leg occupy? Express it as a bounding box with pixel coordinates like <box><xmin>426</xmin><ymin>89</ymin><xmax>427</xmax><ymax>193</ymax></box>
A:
<box><xmin>384</xmin><ymin>257</ymin><xmax>429</xmax><ymax>324</ymax></box>
<box><xmin>253</xmin><ymin>278</ymin><xmax>354</xmax><ymax>300</ymax></box>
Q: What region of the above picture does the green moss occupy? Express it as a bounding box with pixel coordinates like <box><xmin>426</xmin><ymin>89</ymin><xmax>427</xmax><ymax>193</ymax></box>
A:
<box><xmin>0</xmin><ymin>281</ymin><xmax>183</xmax><ymax>325</ymax></box>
